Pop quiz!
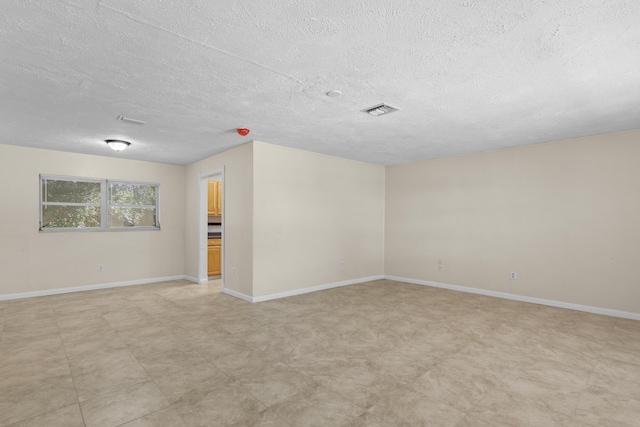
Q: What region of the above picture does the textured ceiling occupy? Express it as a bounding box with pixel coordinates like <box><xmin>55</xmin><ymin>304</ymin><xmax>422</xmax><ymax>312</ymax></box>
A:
<box><xmin>1</xmin><ymin>0</ymin><xmax>639</xmax><ymax>165</ymax></box>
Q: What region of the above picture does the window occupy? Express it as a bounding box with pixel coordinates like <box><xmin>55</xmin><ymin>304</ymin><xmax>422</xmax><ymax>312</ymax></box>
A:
<box><xmin>108</xmin><ymin>181</ymin><xmax>158</xmax><ymax>228</ymax></box>
<box><xmin>40</xmin><ymin>175</ymin><xmax>160</xmax><ymax>231</ymax></box>
<box><xmin>40</xmin><ymin>177</ymin><xmax>102</xmax><ymax>229</ymax></box>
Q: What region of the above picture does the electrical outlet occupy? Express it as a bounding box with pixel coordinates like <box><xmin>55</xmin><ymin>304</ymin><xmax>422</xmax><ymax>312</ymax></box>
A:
<box><xmin>98</xmin><ymin>264</ymin><xmax>104</xmax><ymax>272</ymax></box>
<box><xmin>340</xmin><ymin>261</ymin><xmax>345</xmax><ymax>269</ymax></box>
<box><xmin>232</xmin><ymin>267</ymin><xmax>236</xmax><ymax>275</ymax></box>
<box><xmin>510</xmin><ymin>271</ymin><xmax>517</xmax><ymax>280</ymax></box>
<box><xmin>438</xmin><ymin>258</ymin><xmax>443</xmax><ymax>271</ymax></box>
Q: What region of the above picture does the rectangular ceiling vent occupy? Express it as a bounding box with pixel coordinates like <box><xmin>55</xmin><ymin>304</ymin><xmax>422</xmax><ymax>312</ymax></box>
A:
<box><xmin>363</xmin><ymin>103</ymin><xmax>400</xmax><ymax>116</ymax></box>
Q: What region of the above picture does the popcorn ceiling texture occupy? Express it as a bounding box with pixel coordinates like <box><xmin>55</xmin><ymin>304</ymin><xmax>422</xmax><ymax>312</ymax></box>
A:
<box><xmin>1</xmin><ymin>0</ymin><xmax>639</xmax><ymax>165</ymax></box>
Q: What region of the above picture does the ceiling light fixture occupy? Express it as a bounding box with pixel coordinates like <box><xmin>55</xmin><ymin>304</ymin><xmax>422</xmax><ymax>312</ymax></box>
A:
<box><xmin>105</xmin><ymin>139</ymin><xmax>131</xmax><ymax>151</ymax></box>
<box><xmin>326</xmin><ymin>90</ymin><xmax>342</xmax><ymax>97</ymax></box>
<box><xmin>363</xmin><ymin>103</ymin><xmax>400</xmax><ymax>116</ymax></box>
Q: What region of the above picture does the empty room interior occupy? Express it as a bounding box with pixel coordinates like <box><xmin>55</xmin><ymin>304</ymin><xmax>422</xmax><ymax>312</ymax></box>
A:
<box><xmin>1</xmin><ymin>1</ymin><xmax>639</xmax><ymax>426</ymax></box>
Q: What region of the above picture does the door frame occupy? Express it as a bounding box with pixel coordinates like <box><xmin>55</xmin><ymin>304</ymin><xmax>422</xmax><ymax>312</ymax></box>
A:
<box><xmin>198</xmin><ymin>167</ymin><xmax>225</xmax><ymax>285</ymax></box>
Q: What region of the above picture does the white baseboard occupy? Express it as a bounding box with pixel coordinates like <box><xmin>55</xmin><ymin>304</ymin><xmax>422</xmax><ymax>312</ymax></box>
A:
<box><xmin>251</xmin><ymin>275</ymin><xmax>386</xmax><ymax>303</ymax></box>
<box><xmin>221</xmin><ymin>286</ymin><xmax>254</xmax><ymax>303</ymax></box>
<box><xmin>9</xmin><ymin>272</ymin><xmax>633</xmax><ymax>321</ymax></box>
<box><xmin>0</xmin><ymin>275</ymin><xmax>189</xmax><ymax>301</ymax></box>
<box><xmin>385</xmin><ymin>275</ymin><xmax>640</xmax><ymax>321</ymax></box>
<box><xmin>0</xmin><ymin>274</ymin><xmax>385</xmax><ymax>304</ymax></box>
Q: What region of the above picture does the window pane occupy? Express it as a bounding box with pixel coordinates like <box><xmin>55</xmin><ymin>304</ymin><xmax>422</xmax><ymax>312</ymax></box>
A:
<box><xmin>42</xmin><ymin>179</ymin><xmax>101</xmax><ymax>204</ymax></box>
<box><xmin>108</xmin><ymin>183</ymin><xmax>157</xmax><ymax>206</ymax></box>
<box><xmin>109</xmin><ymin>207</ymin><xmax>157</xmax><ymax>227</ymax></box>
<box><xmin>42</xmin><ymin>205</ymin><xmax>101</xmax><ymax>228</ymax></box>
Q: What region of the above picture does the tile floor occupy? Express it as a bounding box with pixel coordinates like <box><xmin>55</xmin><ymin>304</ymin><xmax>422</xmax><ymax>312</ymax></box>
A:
<box><xmin>1</xmin><ymin>279</ymin><xmax>639</xmax><ymax>426</ymax></box>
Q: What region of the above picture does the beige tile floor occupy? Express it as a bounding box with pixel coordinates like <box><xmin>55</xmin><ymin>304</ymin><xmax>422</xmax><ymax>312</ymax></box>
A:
<box><xmin>1</xmin><ymin>279</ymin><xmax>639</xmax><ymax>426</ymax></box>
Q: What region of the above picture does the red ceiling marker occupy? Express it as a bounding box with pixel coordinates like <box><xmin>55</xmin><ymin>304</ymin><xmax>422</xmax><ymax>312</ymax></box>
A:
<box><xmin>237</xmin><ymin>128</ymin><xmax>250</xmax><ymax>136</ymax></box>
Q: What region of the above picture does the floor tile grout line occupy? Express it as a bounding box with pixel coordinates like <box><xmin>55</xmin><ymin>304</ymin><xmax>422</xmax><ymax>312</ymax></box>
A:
<box><xmin>129</xmin><ymin>285</ymin><xmax>244</xmax><ymax>426</ymax></box>
<box><xmin>237</xmin><ymin>385</ymin><xmax>296</xmax><ymax>427</ymax></box>
<box><xmin>106</xmin><ymin>313</ymin><xmax>177</xmax><ymax>426</ymax></box>
<box><xmin>276</xmin><ymin>358</ymin><xmax>403</xmax><ymax>424</ymax></box>
<box><xmin>52</xmin><ymin>296</ymin><xmax>88</xmax><ymax>427</ymax></box>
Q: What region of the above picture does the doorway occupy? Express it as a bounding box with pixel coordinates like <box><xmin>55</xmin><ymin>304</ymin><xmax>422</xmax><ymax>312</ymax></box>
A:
<box><xmin>198</xmin><ymin>167</ymin><xmax>224</xmax><ymax>285</ymax></box>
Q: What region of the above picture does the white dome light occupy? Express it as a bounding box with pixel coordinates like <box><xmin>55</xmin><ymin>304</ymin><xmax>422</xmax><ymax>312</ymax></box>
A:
<box><xmin>105</xmin><ymin>140</ymin><xmax>131</xmax><ymax>151</ymax></box>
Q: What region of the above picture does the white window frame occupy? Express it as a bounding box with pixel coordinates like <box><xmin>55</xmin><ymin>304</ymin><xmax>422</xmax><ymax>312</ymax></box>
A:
<box><xmin>39</xmin><ymin>174</ymin><xmax>161</xmax><ymax>232</ymax></box>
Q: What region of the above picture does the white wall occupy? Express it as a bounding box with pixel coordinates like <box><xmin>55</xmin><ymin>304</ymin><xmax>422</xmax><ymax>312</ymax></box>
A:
<box><xmin>385</xmin><ymin>129</ymin><xmax>640</xmax><ymax>314</ymax></box>
<box><xmin>252</xmin><ymin>142</ymin><xmax>385</xmax><ymax>297</ymax></box>
<box><xmin>0</xmin><ymin>144</ymin><xmax>185</xmax><ymax>297</ymax></box>
<box><xmin>183</xmin><ymin>143</ymin><xmax>254</xmax><ymax>296</ymax></box>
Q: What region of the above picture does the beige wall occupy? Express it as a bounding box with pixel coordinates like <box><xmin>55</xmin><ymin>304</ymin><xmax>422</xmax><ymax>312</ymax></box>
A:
<box><xmin>385</xmin><ymin>130</ymin><xmax>640</xmax><ymax>313</ymax></box>
<box><xmin>4</xmin><ymin>129</ymin><xmax>638</xmax><ymax>315</ymax></box>
<box><xmin>252</xmin><ymin>142</ymin><xmax>385</xmax><ymax>297</ymax></box>
<box><xmin>0</xmin><ymin>144</ymin><xmax>185</xmax><ymax>296</ymax></box>
<box><xmin>184</xmin><ymin>143</ymin><xmax>254</xmax><ymax>296</ymax></box>
<box><xmin>184</xmin><ymin>141</ymin><xmax>385</xmax><ymax>298</ymax></box>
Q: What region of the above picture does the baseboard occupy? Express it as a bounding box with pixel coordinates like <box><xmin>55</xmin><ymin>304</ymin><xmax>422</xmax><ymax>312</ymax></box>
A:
<box><xmin>10</xmin><ymin>273</ymin><xmax>632</xmax><ymax>321</ymax></box>
<box><xmin>0</xmin><ymin>274</ymin><xmax>386</xmax><ymax>304</ymax></box>
<box><xmin>0</xmin><ymin>275</ymin><xmax>189</xmax><ymax>301</ymax></box>
<box><xmin>251</xmin><ymin>275</ymin><xmax>386</xmax><ymax>303</ymax></box>
<box><xmin>221</xmin><ymin>286</ymin><xmax>254</xmax><ymax>303</ymax></box>
<box><xmin>385</xmin><ymin>275</ymin><xmax>640</xmax><ymax>321</ymax></box>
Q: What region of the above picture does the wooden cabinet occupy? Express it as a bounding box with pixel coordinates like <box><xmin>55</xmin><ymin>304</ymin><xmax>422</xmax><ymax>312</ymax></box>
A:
<box><xmin>207</xmin><ymin>181</ymin><xmax>222</xmax><ymax>216</ymax></box>
<box><xmin>208</xmin><ymin>238</ymin><xmax>221</xmax><ymax>276</ymax></box>
<box><xmin>207</xmin><ymin>182</ymin><xmax>215</xmax><ymax>215</ymax></box>
<box><xmin>216</xmin><ymin>181</ymin><xmax>222</xmax><ymax>215</ymax></box>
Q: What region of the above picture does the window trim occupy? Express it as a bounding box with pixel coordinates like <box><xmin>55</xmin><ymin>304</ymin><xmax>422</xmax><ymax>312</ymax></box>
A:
<box><xmin>39</xmin><ymin>174</ymin><xmax>161</xmax><ymax>232</ymax></box>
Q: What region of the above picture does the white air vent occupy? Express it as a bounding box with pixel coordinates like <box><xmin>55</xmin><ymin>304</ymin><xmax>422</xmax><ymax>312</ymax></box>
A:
<box><xmin>363</xmin><ymin>103</ymin><xmax>400</xmax><ymax>116</ymax></box>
